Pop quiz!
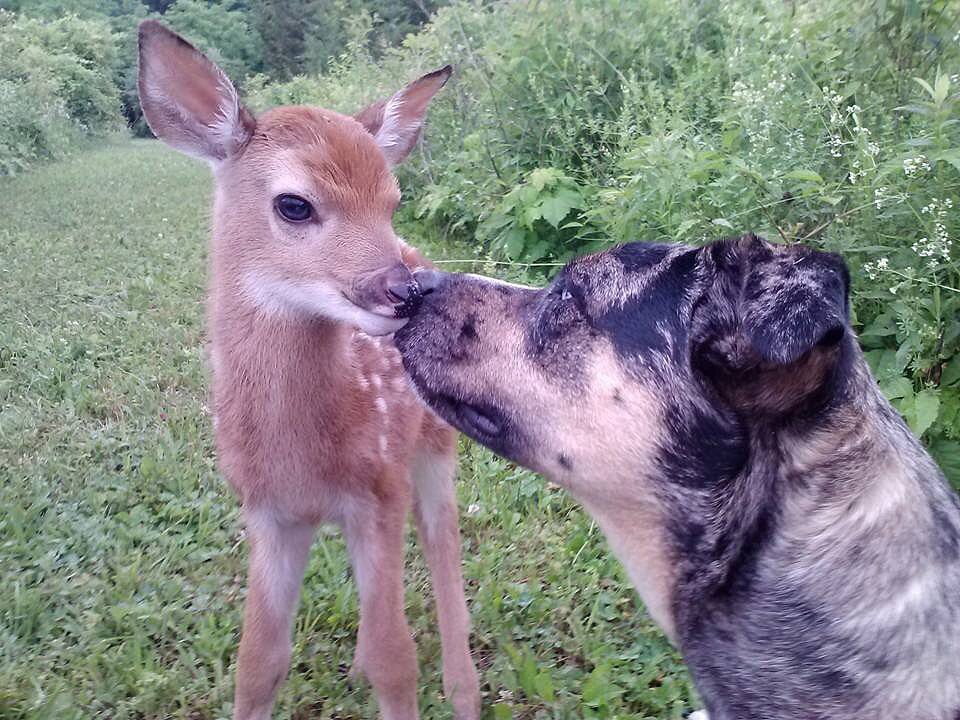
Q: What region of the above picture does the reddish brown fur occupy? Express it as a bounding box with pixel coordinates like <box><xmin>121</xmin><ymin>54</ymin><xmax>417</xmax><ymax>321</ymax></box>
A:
<box><xmin>252</xmin><ymin>107</ymin><xmax>402</xmax><ymax>208</ymax></box>
<box><xmin>138</xmin><ymin>19</ymin><xmax>478</xmax><ymax>720</ymax></box>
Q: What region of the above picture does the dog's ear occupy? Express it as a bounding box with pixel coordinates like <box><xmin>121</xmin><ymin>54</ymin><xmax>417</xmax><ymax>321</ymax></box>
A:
<box><xmin>692</xmin><ymin>234</ymin><xmax>850</xmax><ymax>387</ymax></box>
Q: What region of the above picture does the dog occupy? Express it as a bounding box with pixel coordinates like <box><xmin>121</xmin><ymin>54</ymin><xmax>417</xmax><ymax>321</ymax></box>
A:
<box><xmin>393</xmin><ymin>234</ymin><xmax>960</xmax><ymax>720</ymax></box>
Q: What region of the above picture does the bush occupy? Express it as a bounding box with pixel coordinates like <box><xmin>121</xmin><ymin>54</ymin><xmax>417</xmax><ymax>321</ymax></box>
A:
<box><xmin>248</xmin><ymin>0</ymin><xmax>960</xmax><ymax>483</ymax></box>
<box><xmin>0</xmin><ymin>11</ymin><xmax>121</xmax><ymax>174</ymax></box>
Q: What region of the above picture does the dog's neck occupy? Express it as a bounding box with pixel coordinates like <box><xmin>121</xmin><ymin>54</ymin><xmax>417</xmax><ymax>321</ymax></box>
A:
<box><xmin>672</xmin><ymin>344</ymin><xmax>960</xmax><ymax>719</ymax></box>
<box><xmin>675</xmin><ymin>341</ymin><xmax>911</xmax><ymax>604</ymax></box>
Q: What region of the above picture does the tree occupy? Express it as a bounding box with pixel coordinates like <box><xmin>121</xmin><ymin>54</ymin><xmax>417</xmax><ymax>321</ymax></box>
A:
<box><xmin>163</xmin><ymin>0</ymin><xmax>263</xmax><ymax>80</ymax></box>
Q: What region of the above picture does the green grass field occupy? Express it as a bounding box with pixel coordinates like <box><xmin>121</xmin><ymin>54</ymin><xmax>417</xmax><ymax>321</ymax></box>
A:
<box><xmin>0</xmin><ymin>139</ymin><xmax>693</xmax><ymax>720</ymax></box>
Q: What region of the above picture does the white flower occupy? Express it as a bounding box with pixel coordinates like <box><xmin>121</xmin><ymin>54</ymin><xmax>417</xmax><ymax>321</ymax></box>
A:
<box><xmin>904</xmin><ymin>155</ymin><xmax>931</xmax><ymax>176</ymax></box>
<box><xmin>829</xmin><ymin>135</ymin><xmax>845</xmax><ymax>157</ymax></box>
<box><xmin>911</xmin><ymin>205</ymin><xmax>953</xmax><ymax>262</ymax></box>
<box><xmin>864</xmin><ymin>256</ymin><xmax>890</xmax><ymax>280</ymax></box>
<box><xmin>874</xmin><ymin>186</ymin><xmax>888</xmax><ymax>209</ymax></box>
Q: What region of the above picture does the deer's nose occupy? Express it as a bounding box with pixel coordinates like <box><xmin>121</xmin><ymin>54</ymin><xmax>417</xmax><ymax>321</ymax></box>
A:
<box><xmin>382</xmin><ymin>263</ymin><xmax>417</xmax><ymax>304</ymax></box>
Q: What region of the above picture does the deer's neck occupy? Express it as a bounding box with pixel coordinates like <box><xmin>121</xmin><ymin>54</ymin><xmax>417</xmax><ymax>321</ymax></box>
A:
<box><xmin>209</xmin><ymin>276</ymin><xmax>355</xmax><ymax>391</ymax></box>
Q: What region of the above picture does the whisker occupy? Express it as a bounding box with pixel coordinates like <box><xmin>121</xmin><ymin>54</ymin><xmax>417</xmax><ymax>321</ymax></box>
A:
<box><xmin>431</xmin><ymin>259</ymin><xmax>566</xmax><ymax>267</ymax></box>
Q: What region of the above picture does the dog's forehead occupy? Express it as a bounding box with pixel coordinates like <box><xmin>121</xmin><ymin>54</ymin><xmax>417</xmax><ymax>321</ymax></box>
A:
<box><xmin>547</xmin><ymin>243</ymin><xmax>701</xmax><ymax>373</ymax></box>
<box><xmin>565</xmin><ymin>242</ymin><xmax>691</xmax><ymax>310</ymax></box>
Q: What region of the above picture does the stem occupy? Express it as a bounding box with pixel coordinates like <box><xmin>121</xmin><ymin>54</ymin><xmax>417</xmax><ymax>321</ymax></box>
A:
<box><xmin>799</xmin><ymin>200</ymin><xmax>878</xmax><ymax>241</ymax></box>
<box><xmin>881</xmin><ymin>267</ymin><xmax>960</xmax><ymax>294</ymax></box>
<box><xmin>451</xmin><ymin>5</ymin><xmax>511</xmax><ymax>148</ymax></box>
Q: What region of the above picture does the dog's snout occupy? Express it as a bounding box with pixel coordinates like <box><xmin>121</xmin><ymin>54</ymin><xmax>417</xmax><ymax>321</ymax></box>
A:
<box><xmin>412</xmin><ymin>268</ymin><xmax>450</xmax><ymax>295</ymax></box>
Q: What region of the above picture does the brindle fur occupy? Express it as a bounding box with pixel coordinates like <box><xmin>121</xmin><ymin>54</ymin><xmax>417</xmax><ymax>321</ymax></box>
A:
<box><xmin>395</xmin><ymin>234</ymin><xmax>960</xmax><ymax>720</ymax></box>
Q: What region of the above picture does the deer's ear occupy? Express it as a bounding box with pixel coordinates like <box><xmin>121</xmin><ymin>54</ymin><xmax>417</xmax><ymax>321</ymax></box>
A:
<box><xmin>137</xmin><ymin>19</ymin><xmax>254</xmax><ymax>162</ymax></box>
<box><xmin>354</xmin><ymin>65</ymin><xmax>452</xmax><ymax>166</ymax></box>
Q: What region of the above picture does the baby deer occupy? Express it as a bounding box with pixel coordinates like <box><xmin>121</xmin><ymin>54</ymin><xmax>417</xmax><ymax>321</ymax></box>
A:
<box><xmin>137</xmin><ymin>20</ymin><xmax>479</xmax><ymax>720</ymax></box>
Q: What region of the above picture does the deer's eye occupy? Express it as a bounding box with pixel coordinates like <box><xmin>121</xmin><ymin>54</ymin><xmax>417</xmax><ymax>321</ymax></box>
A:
<box><xmin>274</xmin><ymin>194</ymin><xmax>312</xmax><ymax>223</ymax></box>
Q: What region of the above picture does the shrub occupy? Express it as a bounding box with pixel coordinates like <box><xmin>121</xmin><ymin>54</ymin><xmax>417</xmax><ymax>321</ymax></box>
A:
<box><xmin>0</xmin><ymin>11</ymin><xmax>121</xmax><ymax>174</ymax></box>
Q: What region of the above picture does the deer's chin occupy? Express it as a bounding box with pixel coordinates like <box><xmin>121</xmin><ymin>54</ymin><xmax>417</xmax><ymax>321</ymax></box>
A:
<box><xmin>242</xmin><ymin>272</ymin><xmax>408</xmax><ymax>335</ymax></box>
<box><xmin>348</xmin><ymin>307</ymin><xmax>408</xmax><ymax>336</ymax></box>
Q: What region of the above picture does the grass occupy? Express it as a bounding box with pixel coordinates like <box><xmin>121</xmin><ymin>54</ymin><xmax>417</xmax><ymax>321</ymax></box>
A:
<box><xmin>0</xmin><ymin>137</ymin><xmax>693</xmax><ymax>720</ymax></box>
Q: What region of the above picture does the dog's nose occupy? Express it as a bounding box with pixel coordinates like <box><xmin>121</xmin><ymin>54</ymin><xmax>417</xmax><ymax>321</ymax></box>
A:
<box><xmin>411</xmin><ymin>268</ymin><xmax>450</xmax><ymax>295</ymax></box>
<box><xmin>383</xmin><ymin>264</ymin><xmax>417</xmax><ymax>304</ymax></box>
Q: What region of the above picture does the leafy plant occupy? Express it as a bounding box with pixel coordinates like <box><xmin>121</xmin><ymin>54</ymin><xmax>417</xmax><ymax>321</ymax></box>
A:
<box><xmin>479</xmin><ymin>167</ymin><xmax>595</xmax><ymax>262</ymax></box>
<box><xmin>0</xmin><ymin>10</ymin><xmax>121</xmax><ymax>174</ymax></box>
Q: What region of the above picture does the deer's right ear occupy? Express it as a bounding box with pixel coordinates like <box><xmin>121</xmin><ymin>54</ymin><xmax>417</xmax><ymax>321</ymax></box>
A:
<box><xmin>137</xmin><ymin>19</ymin><xmax>254</xmax><ymax>163</ymax></box>
<box><xmin>353</xmin><ymin>66</ymin><xmax>452</xmax><ymax>166</ymax></box>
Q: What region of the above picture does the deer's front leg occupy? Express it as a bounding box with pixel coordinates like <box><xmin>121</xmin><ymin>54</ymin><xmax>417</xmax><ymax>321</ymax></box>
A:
<box><xmin>345</xmin><ymin>493</ymin><xmax>419</xmax><ymax>720</ymax></box>
<box><xmin>234</xmin><ymin>507</ymin><xmax>315</xmax><ymax>720</ymax></box>
<box><xmin>411</xmin><ymin>449</ymin><xmax>481</xmax><ymax>720</ymax></box>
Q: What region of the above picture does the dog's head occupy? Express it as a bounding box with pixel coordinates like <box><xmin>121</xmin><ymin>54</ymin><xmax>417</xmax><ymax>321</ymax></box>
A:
<box><xmin>395</xmin><ymin>235</ymin><xmax>851</xmax><ymax>492</ymax></box>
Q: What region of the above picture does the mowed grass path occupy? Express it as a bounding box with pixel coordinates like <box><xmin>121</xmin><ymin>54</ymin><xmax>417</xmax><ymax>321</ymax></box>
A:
<box><xmin>0</xmin><ymin>138</ymin><xmax>692</xmax><ymax>720</ymax></box>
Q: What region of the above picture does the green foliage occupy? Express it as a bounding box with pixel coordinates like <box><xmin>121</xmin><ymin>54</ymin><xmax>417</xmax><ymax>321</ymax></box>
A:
<box><xmin>250</xmin><ymin>0</ymin><xmax>960</xmax><ymax>482</ymax></box>
<box><xmin>0</xmin><ymin>0</ymin><xmax>446</xmax><ymax>148</ymax></box>
<box><xmin>478</xmin><ymin>167</ymin><xmax>595</xmax><ymax>263</ymax></box>
<box><xmin>252</xmin><ymin>0</ymin><xmax>449</xmax><ymax>80</ymax></box>
<box><xmin>0</xmin><ymin>10</ymin><xmax>121</xmax><ymax>175</ymax></box>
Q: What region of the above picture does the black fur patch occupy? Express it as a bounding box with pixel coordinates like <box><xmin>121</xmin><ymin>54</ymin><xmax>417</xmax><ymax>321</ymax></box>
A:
<box><xmin>596</xmin><ymin>247</ymin><xmax>698</xmax><ymax>361</ymax></box>
<box><xmin>460</xmin><ymin>316</ymin><xmax>478</xmax><ymax>340</ymax></box>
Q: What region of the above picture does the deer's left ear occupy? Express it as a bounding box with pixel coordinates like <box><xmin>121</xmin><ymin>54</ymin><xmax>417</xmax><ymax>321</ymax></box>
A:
<box><xmin>138</xmin><ymin>19</ymin><xmax>254</xmax><ymax>163</ymax></box>
<box><xmin>354</xmin><ymin>65</ymin><xmax>452</xmax><ymax>166</ymax></box>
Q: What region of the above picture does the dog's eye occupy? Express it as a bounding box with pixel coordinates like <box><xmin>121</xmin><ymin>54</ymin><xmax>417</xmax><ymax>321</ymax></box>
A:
<box><xmin>557</xmin><ymin>283</ymin><xmax>586</xmax><ymax>316</ymax></box>
<box><xmin>274</xmin><ymin>194</ymin><xmax>312</xmax><ymax>223</ymax></box>
<box><xmin>549</xmin><ymin>285</ymin><xmax>584</xmax><ymax>324</ymax></box>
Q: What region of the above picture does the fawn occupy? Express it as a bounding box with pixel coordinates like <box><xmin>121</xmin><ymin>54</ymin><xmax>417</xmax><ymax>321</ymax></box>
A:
<box><xmin>137</xmin><ymin>20</ymin><xmax>479</xmax><ymax>720</ymax></box>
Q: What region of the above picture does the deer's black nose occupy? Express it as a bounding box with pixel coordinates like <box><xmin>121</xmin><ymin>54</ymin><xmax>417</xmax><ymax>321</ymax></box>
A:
<box><xmin>383</xmin><ymin>264</ymin><xmax>417</xmax><ymax>304</ymax></box>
